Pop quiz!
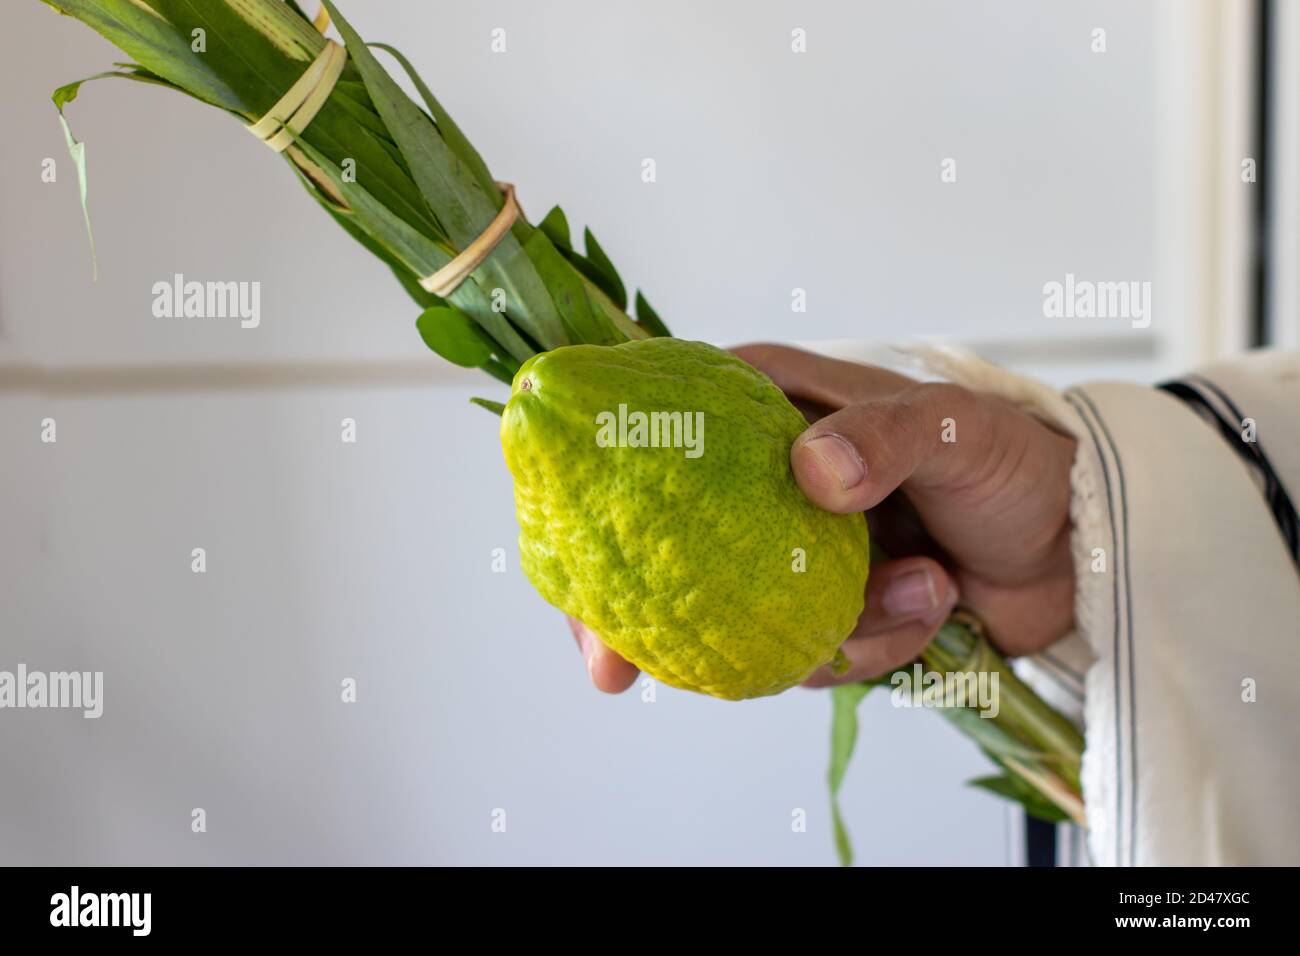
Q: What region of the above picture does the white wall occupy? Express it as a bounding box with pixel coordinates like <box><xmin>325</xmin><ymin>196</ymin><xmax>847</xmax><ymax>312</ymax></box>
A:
<box><xmin>1</xmin><ymin>0</ymin><xmax>1222</xmax><ymax>865</ymax></box>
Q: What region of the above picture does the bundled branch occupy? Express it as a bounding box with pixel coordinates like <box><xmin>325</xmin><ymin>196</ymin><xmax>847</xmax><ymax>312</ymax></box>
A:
<box><xmin>45</xmin><ymin>0</ymin><xmax>1084</xmax><ymax>865</ymax></box>
<box><xmin>48</xmin><ymin>0</ymin><xmax>666</xmax><ymax>401</ymax></box>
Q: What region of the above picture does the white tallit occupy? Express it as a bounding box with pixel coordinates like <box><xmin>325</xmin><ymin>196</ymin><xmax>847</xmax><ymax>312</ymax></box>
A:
<box><xmin>908</xmin><ymin>344</ymin><xmax>1300</xmax><ymax>866</ymax></box>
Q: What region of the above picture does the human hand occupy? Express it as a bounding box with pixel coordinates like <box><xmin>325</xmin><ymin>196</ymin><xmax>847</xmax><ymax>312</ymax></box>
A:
<box><xmin>570</xmin><ymin>344</ymin><xmax>1078</xmax><ymax>691</ymax></box>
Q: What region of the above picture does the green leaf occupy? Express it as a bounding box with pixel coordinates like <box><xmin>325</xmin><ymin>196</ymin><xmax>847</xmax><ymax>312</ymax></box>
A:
<box><xmin>370</xmin><ymin>42</ymin><xmax>498</xmax><ymax>201</ymax></box>
<box><xmin>322</xmin><ymin>1</ymin><xmax>570</xmax><ymax>351</ymax></box>
<box><xmin>289</xmin><ymin>141</ymin><xmax>451</xmax><ymax>276</ymax></box>
<box><xmin>314</xmin><ymin>195</ymin><xmax>440</xmax><ymax>308</ymax></box>
<box><xmin>416</xmin><ymin>306</ymin><xmax>495</xmax><ymax>367</ymax></box>
<box><xmin>283</xmin><ymin>0</ymin><xmax>313</xmax><ymax>24</ymax></box>
<box><xmin>537</xmin><ymin>205</ymin><xmax>572</xmax><ymax>251</ymax></box>
<box><xmin>47</xmin><ymin>0</ymin><xmax>446</xmax><ymax>248</ymax></box>
<box><xmin>43</xmin><ymin>0</ymin><xmax>245</xmax><ymax>112</ymax></box>
<box><xmin>940</xmin><ymin>703</ymin><xmax>1050</xmax><ymax>764</ymax></box>
<box><xmin>537</xmin><ymin>212</ymin><xmax>635</xmax><ymax>343</ymax></box>
<box><xmin>634</xmin><ymin>290</ymin><xmax>671</xmax><ymax>337</ymax></box>
<box><xmin>577</xmin><ymin>273</ymin><xmax>647</xmax><ymax>342</ymax></box>
<box><xmin>520</xmin><ymin>229</ymin><xmax>614</xmax><ymax>345</ymax></box>
<box><xmin>968</xmin><ymin>775</ymin><xmax>1071</xmax><ymax>824</ymax></box>
<box><xmin>53</xmin><ymin>74</ymin><xmax>93</xmax><ymax>112</ymax></box>
<box><xmin>52</xmin><ymin>67</ymin><xmax>195</xmax><ymax>280</ymax></box>
<box><xmin>290</xmin><ymin>139</ymin><xmax>534</xmax><ymax>363</ymax></box>
<box><xmin>480</xmin><ymin>357</ymin><xmax>516</xmax><ymax>385</ymax></box>
<box><xmin>553</xmin><ymin>247</ymin><xmax>620</xmax><ymax>317</ymax></box>
<box><xmin>178</xmin><ymin>0</ymin><xmax>444</xmax><ymax>237</ymax></box>
<box><xmin>829</xmin><ymin>681</ymin><xmax>875</xmax><ymax>867</ymax></box>
<box><xmin>55</xmin><ymin>112</ymin><xmax>95</xmax><ymax>280</ymax></box>
<box><xmin>582</xmin><ymin>228</ymin><xmax>627</xmax><ymax>311</ymax></box>
<box><xmin>469</xmin><ymin>397</ymin><xmax>506</xmax><ymax>416</ymax></box>
<box><xmin>286</xmin><ymin>155</ymin><xmax>441</xmax><ymax>310</ymax></box>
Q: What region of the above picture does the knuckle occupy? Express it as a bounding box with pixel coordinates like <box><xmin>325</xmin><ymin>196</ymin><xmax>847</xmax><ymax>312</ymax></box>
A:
<box><xmin>833</xmin><ymin>402</ymin><xmax>892</xmax><ymax>454</ymax></box>
<box><xmin>909</xmin><ymin>380</ymin><xmax>972</xmax><ymax>411</ymax></box>
<box><xmin>731</xmin><ymin>342</ymin><xmax>783</xmax><ymax>368</ymax></box>
<box><xmin>906</xmin><ymin>381</ymin><xmax>988</xmax><ymax>445</ymax></box>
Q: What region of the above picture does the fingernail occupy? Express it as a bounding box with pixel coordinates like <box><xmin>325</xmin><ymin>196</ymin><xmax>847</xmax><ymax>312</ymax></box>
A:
<box><xmin>803</xmin><ymin>434</ymin><xmax>865</xmax><ymax>490</ymax></box>
<box><xmin>882</xmin><ymin>568</ymin><xmax>940</xmax><ymax>618</ymax></box>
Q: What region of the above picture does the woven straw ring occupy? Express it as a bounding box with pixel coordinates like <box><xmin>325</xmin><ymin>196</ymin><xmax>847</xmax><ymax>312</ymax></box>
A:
<box><xmin>419</xmin><ymin>183</ymin><xmax>523</xmax><ymax>298</ymax></box>
<box><xmin>246</xmin><ymin>39</ymin><xmax>346</xmax><ymax>154</ymax></box>
<box><xmin>250</xmin><ymin>9</ymin><xmax>520</xmax><ymax>299</ymax></box>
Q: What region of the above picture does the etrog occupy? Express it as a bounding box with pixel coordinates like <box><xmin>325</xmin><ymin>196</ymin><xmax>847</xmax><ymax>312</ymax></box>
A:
<box><xmin>501</xmin><ymin>338</ymin><xmax>870</xmax><ymax>700</ymax></box>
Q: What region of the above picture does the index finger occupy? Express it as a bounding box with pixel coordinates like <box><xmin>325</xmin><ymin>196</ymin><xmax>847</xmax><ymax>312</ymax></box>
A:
<box><xmin>731</xmin><ymin>343</ymin><xmax>916</xmax><ymax>410</ymax></box>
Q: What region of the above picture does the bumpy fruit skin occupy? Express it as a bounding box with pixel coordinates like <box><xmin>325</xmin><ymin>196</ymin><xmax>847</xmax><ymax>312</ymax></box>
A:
<box><xmin>501</xmin><ymin>338</ymin><xmax>870</xmax><ymax>700</ymax></box>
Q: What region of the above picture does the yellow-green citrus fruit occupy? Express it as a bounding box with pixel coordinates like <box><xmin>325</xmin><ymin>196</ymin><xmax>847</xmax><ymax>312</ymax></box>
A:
<box><xmin>501</xmin><ymin>338</ymin><xmax>871</xmax><ymax>700</ymax></box>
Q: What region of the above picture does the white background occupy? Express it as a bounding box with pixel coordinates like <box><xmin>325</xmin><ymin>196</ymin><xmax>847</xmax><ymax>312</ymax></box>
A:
<box><xmin>1</xmin><ymin>0</ymin><xmax>1245</xmax><ymax>864</ymax></box>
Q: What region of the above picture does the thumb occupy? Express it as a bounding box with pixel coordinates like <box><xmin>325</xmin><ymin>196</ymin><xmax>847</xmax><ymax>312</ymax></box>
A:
<box><xmin>567</xmin><ymin>617</ymin><xmax>640</xmax><ymax>693</ymax></box>
<box><xmin>790</xmin><ymin>383</ymin><xmax>980</xmax><ymax>513</ymax></box>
